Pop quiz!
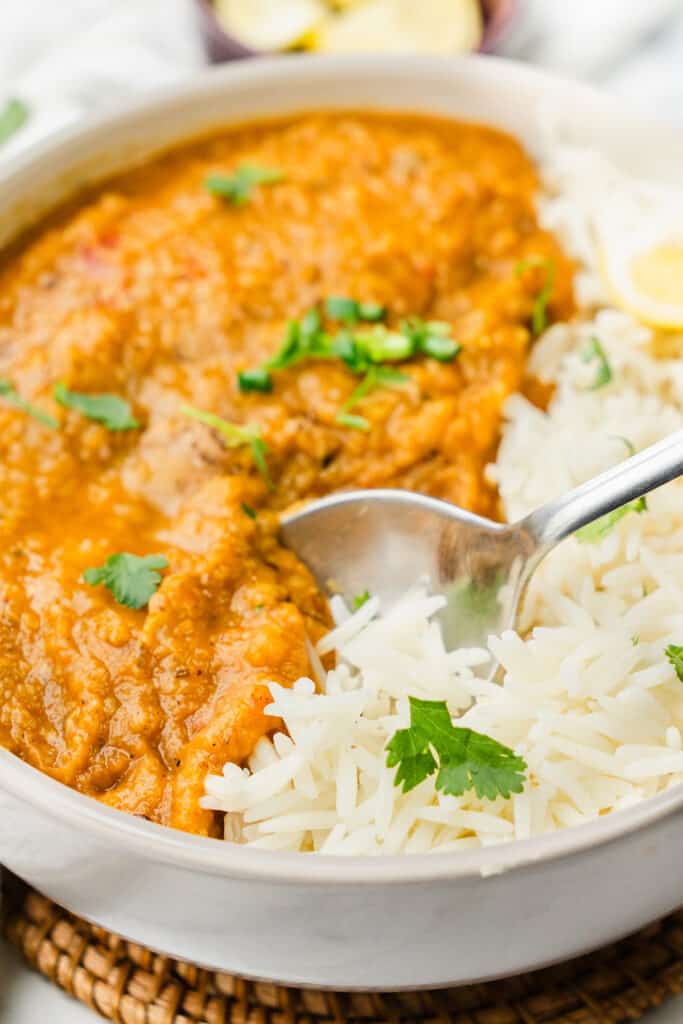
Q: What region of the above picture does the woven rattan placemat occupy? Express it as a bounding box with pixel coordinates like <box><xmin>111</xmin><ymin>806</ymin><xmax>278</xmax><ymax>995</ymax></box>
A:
<box><xmin>3</xmin><ymin>874</ymin><xmax>683</xmax><ymax>1024</ymax></box>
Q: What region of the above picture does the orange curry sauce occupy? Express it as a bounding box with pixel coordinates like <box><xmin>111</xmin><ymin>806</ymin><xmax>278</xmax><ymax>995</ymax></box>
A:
<box><xmin>0</xmin><ymin>113</ymin><xmax>573</xmax><ymax>835</ymax></box>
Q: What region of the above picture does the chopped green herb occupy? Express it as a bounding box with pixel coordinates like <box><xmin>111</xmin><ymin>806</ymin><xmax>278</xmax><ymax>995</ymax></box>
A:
<box><xmin>666</xmin><ymin>644</ymin><xmax>683</xmax><ymax>682</ymax></box>
<box><xmin>352</xmin><ymin>590</ymin><xmax>370</xmax><ymax>609</ymax></box>
<box><xmin>237</xmin><ymin>314</ymin><xmax>333</xmax><ymax>393</ymax></box>
<box><xmin>0</xmin><ymin>98</ymin><xmax>29</xmax><ymax>147</ymax></box>
<box><xmin>580</xmin><ymin>336</ymin><xmax>612</xmax><ymax>390</ymax></box>
<box><xmin>53</xmin><ymin>382</ymin><xmax>139</xmax><ymax>430</ymax></box>
<box><xmin>631</xmin><ymin>635</ymin><xmax>640</xmax><ymax>646</ymax></box>
<box><xmin>335</xmin><ymin>364</ymin><xmax>407</xmax><ymax>429</ymax></box>
<box><xmin>400</xmin><ymin>317</ymin><xmax>461</xmax><ymax>362</ymax></box>
<box><xmin>576</xmin><ymin>496</ymin><xmax>648</xmax><ymax>543</ymax></box>
<box><xmin>386</xmin><ymin>697</ymin><xmax>527</xmax><ymax>800</ymax></box>
<box><xmin>611</xmin><ymin>435</ymin><xmax>636</xmax><ymax>457</ymax></box>
<box><xmin>0</xmin><ymin>378</ymin><xmax>57</xmax><ymax>429</ymax></box>
<box><xmin>181</xmin><ymin>404</ymin><xmax>273</xmax><ymax>488</ymax></box>
<box><xmin>325</xmin><ymin>296</ymin><xmax>386</xmax><ymax>325</ymax></box>
<box><xmin>336</xmin><ymin>411</ymin><xmax>370</xmax><ymax>431</ymax></box>
<box><xmin>515</xmin><ymin>258</ymin><xmax>556</xmax><ymax>336</ymax></box>
<box><xmin>358</xmin><ymin>301</ymin><xmax>386</xmax><ymax>322</ymax></box>
<box><xmin>357</xmin><ymin>325</ymin><xmax>415</xmax><ymax>364</ymax></box>
<box><xmin>237</xmin><ymin>367</ymin><xmax>273</xmax><ymax>393</ymax></box>
<box><xmin>205</xmin><ymin>164</ymin><xmax>284</xmax><ymax>206</ymax></box>
<box><xmin>241</xmin><ymin>502</ymin><xmax>257</xmax><ymax>519</ymax></box>
<box><xmin>84</xmin><ymin>552</ymin><xmax>168</xmax><ymax>609</ymax></box>
<box><xmin>325</xmin><ymin>296</ymin><xmax>360</xmax><ymax>323</ymax></box>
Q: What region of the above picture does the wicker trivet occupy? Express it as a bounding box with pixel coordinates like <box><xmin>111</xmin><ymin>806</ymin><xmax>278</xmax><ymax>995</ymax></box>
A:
<box><xmin>4</xmin><ymin>875</ymin><xmax>683</xmax><ymax>1024</ymax></box>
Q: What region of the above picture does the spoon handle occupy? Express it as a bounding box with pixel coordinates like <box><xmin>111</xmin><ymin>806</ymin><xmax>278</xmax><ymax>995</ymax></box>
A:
<box><xmin>523</xmin><ymin>429</ymin><xmax>683</xmax><ymax>552</ymax></box>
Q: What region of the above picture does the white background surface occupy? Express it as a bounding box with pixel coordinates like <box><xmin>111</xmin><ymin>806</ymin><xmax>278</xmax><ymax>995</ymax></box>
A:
<box><xmin>2</xmin><ymin>0</ymin><xmax>683</xmax><ymax>1019</ymax></box>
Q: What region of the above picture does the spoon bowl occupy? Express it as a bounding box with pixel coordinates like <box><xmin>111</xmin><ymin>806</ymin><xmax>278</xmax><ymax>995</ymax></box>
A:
<box><xmin>281</xmin><ymin>429</ymin><xmax>683</xmax><ymax>658</ymax></box>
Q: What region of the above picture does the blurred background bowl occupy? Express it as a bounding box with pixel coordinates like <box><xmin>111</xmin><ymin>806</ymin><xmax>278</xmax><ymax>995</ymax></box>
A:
<box><xmin>195</xmin><ymin>0</ymin><xmax>518</xmax><ymax>63</ymax></box>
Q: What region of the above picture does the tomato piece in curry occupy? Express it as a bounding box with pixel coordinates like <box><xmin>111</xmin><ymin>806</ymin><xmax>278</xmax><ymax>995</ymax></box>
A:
<box><xmin>0</xmin><ymin>113</ymin><xmax>573</xmax><ymax>836</ymax></box>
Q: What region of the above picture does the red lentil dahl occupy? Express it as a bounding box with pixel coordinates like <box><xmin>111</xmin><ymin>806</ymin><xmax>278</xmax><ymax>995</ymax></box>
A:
<box><xmin>0</xmin><ymin>112</ymin><xmax>573</xmax><ymax>835</ymax></box>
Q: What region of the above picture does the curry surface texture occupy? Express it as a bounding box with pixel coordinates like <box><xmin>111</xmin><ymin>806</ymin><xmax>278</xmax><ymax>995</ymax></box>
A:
<box><xmin>0</xmin><ymin>113</ymin><xmax>573</xmax><ymax>835</ymax></box>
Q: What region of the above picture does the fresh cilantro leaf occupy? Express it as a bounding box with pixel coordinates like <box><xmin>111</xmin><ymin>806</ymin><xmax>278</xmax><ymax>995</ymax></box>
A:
<box><xmin>241</xmin><ymin>502</ymin><xmax>257</xmax><ymax>519</ymax></box>
<box><xmin>205</xmin><ymin>164</ymin><xmax>284</xmax><ymax>206</ymax></box>
<box><xmin>515</xmin><ymin>258</ymin><xmax>556</xmax><ymax>336</ymax></box>
<box><xmin>386</xmin><ymin>697</ymin><xmax>527</xmax><ymax>800</ymax></box>
<box><xmin>400</xmin><ymin>318</ymin><xmax>461</xmax><ymax>362</ymax></box>
<box><xmin>580</xmin><ymin>336</ymin><xmax>612</xmax><ymax>389</ymax></box>
<box><xmin>0</xmin><ymin>98</ymin><xmax>29</xmax><ymax>147</ymax></box>
<box><xmin>53</xmin><ymin>382</ymin><xmax>139</xmax><ymax>430</ymax></box>
<box><xmin>325</xmin><ymin>297</ymin><xmax>386</xmax><ymax>324</ymax></box>
<box><xmin>237</xmin><ymin>368</ymin><xmax>273</xmax><ymax>393</ymax></box>
<box><xmin>181</xmin><ymin>404</ymin><xmax>273</xmax><ymax>488</ymax></box>
<box><xmin>0</xmin><ymin>378</ymin><xmax>57</xmax><ymax>429</ymax></box>
<box><xmin>575</xmin><ymin>496</ymin><xmax>648</xmax><ymax>543</ymax></box>
<box><xmin>666</xmin><ymin>644</ymin><xmax>683</xmax><ymax>682</ymax></box>
<box><xmin>84</xmin><ymin>552</ymin><xmax>168</xmax><ymax>609</ymax></box>
<box><xmin>352</xmin><ymin>590</ymin><xmax>370</xmax><ymax>609</ymax></box>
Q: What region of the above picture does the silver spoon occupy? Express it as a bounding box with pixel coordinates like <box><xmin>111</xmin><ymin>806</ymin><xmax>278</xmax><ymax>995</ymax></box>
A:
<box><xmin>281</xmin><ymin>429</ymin><xmax>683</xmax><ymax>657</ymax></box>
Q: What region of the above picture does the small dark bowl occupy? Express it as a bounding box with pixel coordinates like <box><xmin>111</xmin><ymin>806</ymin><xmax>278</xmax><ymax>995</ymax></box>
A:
<box><xmin>195</xmin><ymin>0</ymin><xmax>518</xmax><ymax>63</ymax></box>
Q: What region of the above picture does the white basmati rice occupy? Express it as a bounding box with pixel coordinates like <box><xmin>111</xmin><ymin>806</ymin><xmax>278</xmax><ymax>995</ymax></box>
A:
<box><xmin>201</xmin><ymin>144</ymin><xmax>683</xmax><ymax>855</ymax></box>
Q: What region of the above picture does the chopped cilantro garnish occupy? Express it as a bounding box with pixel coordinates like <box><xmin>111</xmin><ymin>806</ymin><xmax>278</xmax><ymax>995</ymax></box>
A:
<box><xmin>352</xmin><ymin>590</ymin><xmax>370</xmax><ymax>609</ymax></box>
<box><xmin>181</xmin><ymin>404</ymin><xmax>272</xmax><ymax>488</ymax></box>
<box><xmin>580</xmin><ymin>336</ymin><xmax>612</xmax><ymax>389</ymax></box>
<box><xmin>336</xmin><ymin>411</ymin><xmax>370</xmax><ymax>431</ymax></box>
<box><xmin>241</xmin><ymin>502</ymin><xmax>257</xmax><ymax>519</ymax></box>
<box><xmin>54</xmin><ymin>382</ymin><xmax>139</xmax><ymax>430</ymax></box>
<box><xmin>0</xmin><ymin>98</ymin><xmax>29</xmax><ymax>147</ymax></box>
<box><xmin>205</xmin><ymin>164</ymin><xmax>284</xmax><ymax>206</ymax></box>
<box><xmin>515</xmin><ymin>257</ymin><xmax>556</xmax><ymax>336</ymax></box>
<box><xmin>357</xmin><ymin>326</ymin><xmax>415</xmax><ymax>364</ymax></box>
<box><xmin>386</xmin><ymin>697</ymin><xmax>527</xmax><ymax>800</ymax></box>
<box><xmin>631</xmin><ymin>635</ymin><xmax>640</xmax><ymax>646</ymax></box>
<box><xmin>237</xmin><ymin>368</ymin><xmax>273</xmax><ymax>393</ymax></box>
<box><xmin>400</xmin><ymin>317</ymin><xmax>461</xmax><ymax>362</ymax></box>
<box><xmin>666</xmin><ymin>645</ymin><xmax>683</xmax><ymax>682</ymax></box>
<box><xmin>0</xmin><ymin>378</ymin><xmax>57</xmax><ymax>429</ymax></box>
<box><xmin>237</xmin><ymin>305</ymin><xmax>458</xmax><ymax>432</ymax></box>
<box><xmin>84</xmin><ymin>552</ymin><xmax>168</xmax><ymax>609</ymax></box>
<box><xmin>335</xmin><ymin>364</ymin><xmax>407</xmax><ymax>429</ymax></box>
<box><xmin>611</xmin><ymin>435</ymin><xmax>636</xmax><ymax>457</ymax></box>
<box><xmin>325</xmin><ymin>296</ymin><xmax>386</xmax><ymax>325</ymax></box>
<box><xmin>575</xmin><ymin>496</ymin><xmax>648</xmax><ymax>543</ymax></box>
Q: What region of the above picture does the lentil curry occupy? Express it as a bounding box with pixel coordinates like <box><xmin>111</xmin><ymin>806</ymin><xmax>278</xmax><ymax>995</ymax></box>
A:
<box><xmin>0</xmin><ymin>113</ymin><xmax>573</xmax><ymax>836</ymax></box>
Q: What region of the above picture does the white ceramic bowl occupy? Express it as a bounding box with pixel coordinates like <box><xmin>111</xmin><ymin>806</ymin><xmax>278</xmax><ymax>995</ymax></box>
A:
<box><xmin>1</xmin><ymin>55</ymin><xmax>683</xmax><ymax>992</ymax></box>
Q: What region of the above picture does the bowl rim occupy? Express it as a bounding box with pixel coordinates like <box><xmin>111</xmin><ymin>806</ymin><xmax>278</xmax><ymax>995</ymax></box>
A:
<box><xmin>1</xmin><ymin>53</ymin><xmax>682</xmax><ymax>887</ymax></box>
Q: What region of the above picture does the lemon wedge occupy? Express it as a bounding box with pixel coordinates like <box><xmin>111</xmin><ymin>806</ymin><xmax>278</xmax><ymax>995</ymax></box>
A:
<box><xmin>214</xmin><ymin>0</ymin><xmax>325</xmax><ymax>52</ymax></box>
<box><xmin>596</xmin><ymin>192</ymin><xmax>683</xmax><ymax>330</ymax></box>
<box><xmin>315</xmin><ymin>0</ymin><xmax>483</xmax><ymax>54</ymax></box>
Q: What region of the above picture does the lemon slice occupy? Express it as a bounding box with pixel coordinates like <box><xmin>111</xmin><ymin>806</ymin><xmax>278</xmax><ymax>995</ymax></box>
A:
<box><xmin>596</xmin><ymin>190</ymin><xmax>683</xmax><ymax>330</ymax></box>
<box><xmin>315</xmin><ymin>0</ymin><xmax>483</xmax><ymax>54</ymax></box>
<box><xmin>215</xmin><ymin>0</ymin><xmax>326</xmax><ymax>52</ymax></box>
